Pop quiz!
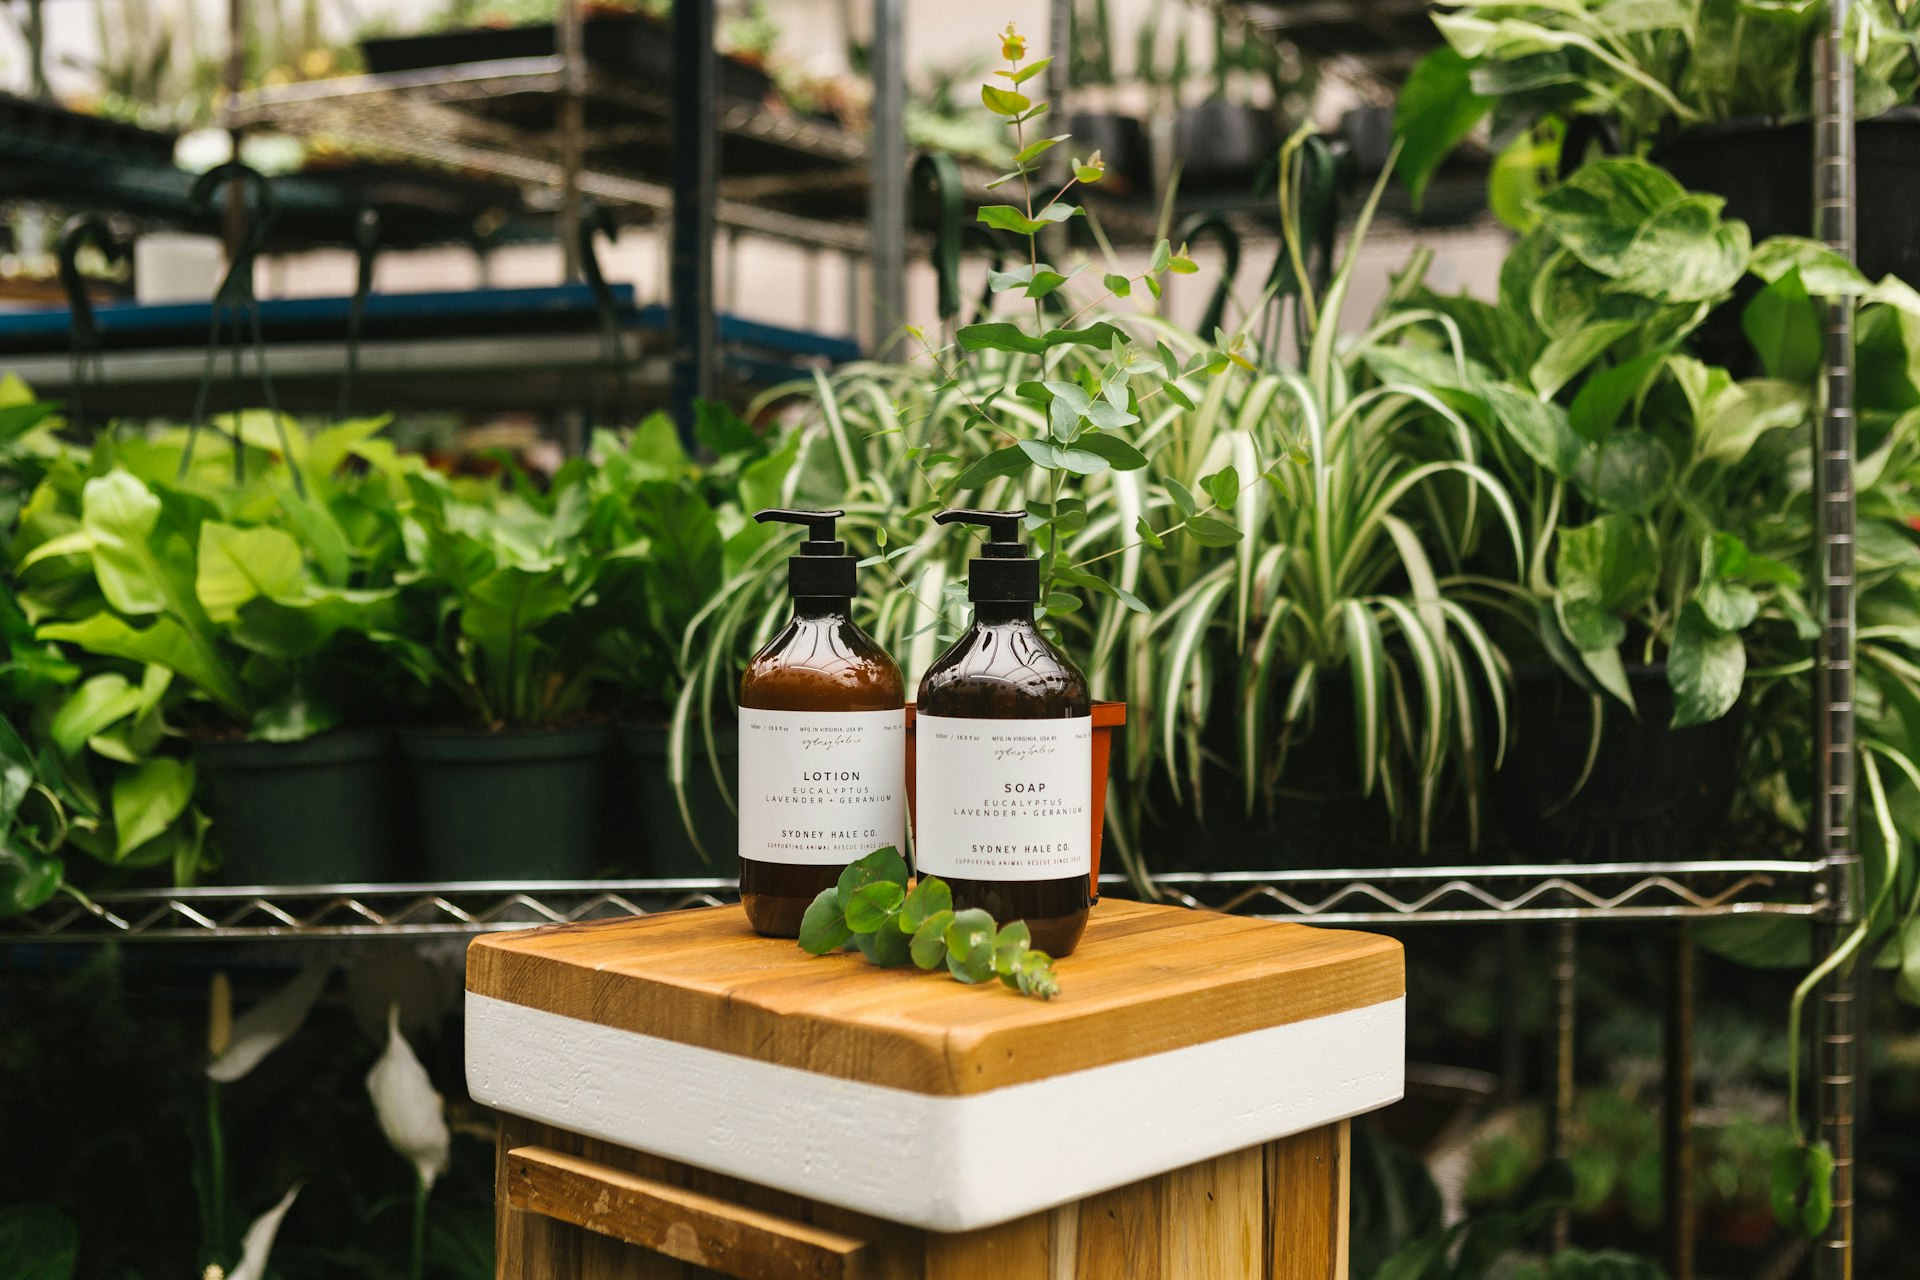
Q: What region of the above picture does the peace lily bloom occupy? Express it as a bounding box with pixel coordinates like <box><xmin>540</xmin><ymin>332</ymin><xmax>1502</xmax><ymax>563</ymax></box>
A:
<box><xmin>366</xmin><ymin>1004</ymin><xmax>450</xmax><ymax>1191</ymax></box>
<box><xmin>202</xmin><ymin>1184</ymin><xmax>300</xmax><ymax>1280</ymax></box>
<box><xmin>207</xmin><ymin>962</ymin><xmax>332</xmax><ymax>1083</ymax></box>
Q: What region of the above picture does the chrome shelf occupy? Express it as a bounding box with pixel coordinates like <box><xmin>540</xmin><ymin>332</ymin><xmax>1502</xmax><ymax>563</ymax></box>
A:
<box><xmin>0</xmin><ymin>860</ymin><xmax>1824</xmax><ymax>942</ymax></box>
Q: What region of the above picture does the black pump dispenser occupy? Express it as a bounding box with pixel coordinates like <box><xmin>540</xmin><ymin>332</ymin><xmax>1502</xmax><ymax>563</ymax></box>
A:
<box><xmin>756</xmin><ymin>508</ymin><xmax>856</xmax><ymax>598</ymax></box>
<box><xmin>934</xmin><ymin>508</ymin><xmax>1039</xmax><ymax>603</ymax></box>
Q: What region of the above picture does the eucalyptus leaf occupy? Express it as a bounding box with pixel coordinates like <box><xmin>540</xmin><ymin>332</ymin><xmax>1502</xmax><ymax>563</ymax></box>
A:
<box><xmin>798</xmin><ymin>888</ymin><xmax>852</xmax><ymax>954</ymax></box>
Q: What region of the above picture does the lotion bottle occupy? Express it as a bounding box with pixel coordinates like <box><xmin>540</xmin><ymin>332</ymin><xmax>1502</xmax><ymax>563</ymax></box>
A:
<box><xmin>738</xmin><ymin>509</ymin><xmax>906</xmax><ymax>937</ymax></box>
<box><xmin>915</xmin><ymin>509</ymin><xmax>1092</xmax><ymax>956</ymax></box>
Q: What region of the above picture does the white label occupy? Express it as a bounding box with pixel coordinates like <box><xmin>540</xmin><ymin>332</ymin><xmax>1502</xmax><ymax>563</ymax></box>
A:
<box><xmin>914</xmin><ymin>715</ymin><xmax>1092</xmax><ymax>882</ymax></box>
<box><xmin>738</xmin><ymin>709</ymin><xmax>905</xmax><ymax>865</ymax></box>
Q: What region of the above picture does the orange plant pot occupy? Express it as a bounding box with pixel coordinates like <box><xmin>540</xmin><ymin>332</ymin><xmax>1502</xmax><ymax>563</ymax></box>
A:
<box><xmin>904</xmin><ymin>701</ymin><xmax>1127</xmax><ymax>901</ymax></box>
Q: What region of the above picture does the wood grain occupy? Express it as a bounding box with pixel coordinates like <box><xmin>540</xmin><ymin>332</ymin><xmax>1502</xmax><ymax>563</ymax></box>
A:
<box><xmin>1266</xmin><ymin>1122</ymin><xmax>1349</xmax><ymax>1280</ymax></box>
<box><xmin>469</xmin><ymin>899</ymin><xmax>1402</xmax><ymax>1096</ymax></box>
<box><xmin>507</xmin><ymin>1146</ymin><xmax>869</xmax><ymax>1280</ymax></box>
<box><xmin>496</xmin><ymin>1117</ymin><xmax>1354</xmax><ymax>1279</ymax></box>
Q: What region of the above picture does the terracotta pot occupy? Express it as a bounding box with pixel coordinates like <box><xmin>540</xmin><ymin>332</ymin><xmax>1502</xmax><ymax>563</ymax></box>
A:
<box><xmin>903</xmin><ymin>701</ymin><xmax>1125</xmax><ymax>900</ymax></box>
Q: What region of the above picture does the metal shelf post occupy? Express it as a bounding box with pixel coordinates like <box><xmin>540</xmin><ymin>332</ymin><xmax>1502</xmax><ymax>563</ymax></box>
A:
<box><xmin>1814</xmin><ymin>1</ymin><xmax>1861</xmax><ymax>1272</ymax></box>
<box><xmin>670</xmin><ymin>0</ymin><xmax>719</xmax><ymax>440</ymax></box>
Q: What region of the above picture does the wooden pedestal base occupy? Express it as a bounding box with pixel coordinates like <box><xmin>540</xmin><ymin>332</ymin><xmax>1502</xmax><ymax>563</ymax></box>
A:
<box><xmin>495</xmin><ymin>1114</ymin><xmax>1350</xmax><ymax>1280</ymax></box>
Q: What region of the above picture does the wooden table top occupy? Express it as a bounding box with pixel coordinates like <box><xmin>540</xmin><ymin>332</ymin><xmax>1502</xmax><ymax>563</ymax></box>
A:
<box><xmin>467</xmin><ymin>899</ymin><xmax>1403</xmax><ymax>1097</ymax></box>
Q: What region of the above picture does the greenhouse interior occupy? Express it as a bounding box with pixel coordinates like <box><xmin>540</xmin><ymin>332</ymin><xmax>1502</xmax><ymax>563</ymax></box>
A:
<box><xmin>0</xmin><ymin>0</ymin><xmax>1915</xmax><ymax>1276</ymax></box>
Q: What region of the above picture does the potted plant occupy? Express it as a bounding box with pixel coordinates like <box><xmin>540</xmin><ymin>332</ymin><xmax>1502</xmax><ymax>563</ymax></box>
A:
<box><xmin>1066</xmin><ymin>0</ymin><xmax>1153</xmax><ymax>197</ymax></box>
<box><xmin>9</xmin><ymin>416</ymin><xmax>407</xmax><ymax>885</ymax></box>
<box><xmin>594</xmin><ymin>408</ymin><xmax>793</xmax><ymax>877</ymax></box>
<box><xmin>388</xmin><ymin>453</ymin><xmax>617</xmax><ymax>882</ymax></box>
<box><xmin>361</xmin><ymin>0</ymin><xmax>774</xmax><ymax>102</ymax></box>
<box><xmin>1171</xmin><ymin>13</ymin><xmax>1279</xmax><ymax>195</ymax></box>
<box><xmin>1375</xmin><ymin>156</ymin><xmax>1809</xmax><ymax>859</ymax></box>
<box><xmin>1393</xmin><ymin>0</ymin><xmax>1920</xmax><ymax>362</ymax></box>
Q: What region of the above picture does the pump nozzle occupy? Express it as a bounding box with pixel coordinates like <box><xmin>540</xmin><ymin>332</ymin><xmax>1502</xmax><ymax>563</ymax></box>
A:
<box><xmin>933</xmin><ymin>508</ymin><xmax>1038</xmax><ymax>602</ymax></box>
<box><xmin>756</xmin><ymin>508</ymin><xmax>846</xmax><ymax>553</ymax></box>
<box><xmin>756</xmin><ymin>508</ymin><xmax>854</xmax><ymax>597</ymax></box>
<box><xmin>934</xmin><ymin>508</ymin><xmax>1027</xmax><ymax>556</ymax></box>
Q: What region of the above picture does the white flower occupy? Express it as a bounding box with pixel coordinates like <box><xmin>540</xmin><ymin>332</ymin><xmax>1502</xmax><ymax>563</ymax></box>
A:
<box><xmin>227</xmin><ymin>1184</ymin><xmax>300</xmax><ymax>1280</ymax></box>
<box><xmin>365</xmin><ymin>1004</ymin><xmax>450</xmax><ymax>1191</ymax></box>
<box><xmin>207</xmin><ymin>962</ymin><xmax>332</xmax><ymax>1084</ymax></box>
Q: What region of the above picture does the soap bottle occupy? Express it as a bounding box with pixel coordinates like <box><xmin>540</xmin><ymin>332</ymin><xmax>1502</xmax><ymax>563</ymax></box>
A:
<box><xmin>915</xmin><ymin>509</ymin><xmax>1092</xmax><ymax>956</ymax></box>
<box><xmin>738</xmin><ymin>509</ymin><xmax>906</xmax><ymax>938</ymax></box>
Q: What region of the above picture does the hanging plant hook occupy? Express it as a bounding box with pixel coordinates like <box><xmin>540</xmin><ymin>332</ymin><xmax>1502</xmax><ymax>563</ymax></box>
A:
<box><xmin>57</xmin><ymin>214</ymin><xmax>129</xmax><ymax>434</ymax></box>
<box><xmin>183</xmin><ymin>161</ymin><xmax>305</xmax><ymax>496</ymax></box>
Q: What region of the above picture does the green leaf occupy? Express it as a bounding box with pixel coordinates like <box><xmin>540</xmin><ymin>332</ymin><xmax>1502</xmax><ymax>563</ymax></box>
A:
<box><xmin>978</xmin><ymin>205</ymin><xmax>1046</xmax><ymax>236</ymax></box>
<box><xmin>1104</xmin><ymin>272</ymin><xmax>1133</xmax><ymax>298</ymax></box>
<box><xmin>1668</xmin><ymin>603</ymin><xmax>1745</xmax><ymax>728</ymax></box>
<box><xmin>798</xmin><ymin>888</ymin><xmax>852</xmax><ymax>954</ymax></box>
<box><xmin>1743</xmin><ymin>267</ymin><xmax>1823</xmax><ymax>382</ymax></box>
<box><xmin>1183</xmin><ymin>515</ymin><xmax>1243</xmax><ymax>547</ymax></box>
<box><xmin>1165</xmin><ymin>479</ymin><xmax>1198</xmax><ymax>517</ymax></box>
<box><xmin>835</xmin><ymin>846</ymin><xmax>909</xmax><ymax>913</ymax></box>
<box><xmin>1011</xmin><ymin>131</ymin><xmax>1069</xmax><ymax>163</ymax></box>
<box><xmin>80</xmin><ymin>471</ymin><xmax>170</xmax><ymax>615</ymax></box>
<box><xmin>1533</xmin><ymin>159</ymin><xmax>1688</xmax><ymax>278</ymax></box>
<box><xmin>845</xmin><ymin>880</ymin><xmax>907</xmax><ymax>933</ymax></box>
<box><xmin>1697</xmin><ymin>379</ymin><xmax>1808</xmax><ymax>464</ymax></box>
<box><xmin>0</xmin><ymin>1205</ymin><xmax>77</xmax><ymax>1280</ymax></box>
<box><xmin>992</xmin><ymin>920</ymin><xmax>1032</xmax><ymax>976</ymax></box>
<box><xmin>112</xmin><ymin>756</ymin><xmax>193</xmax><ymax>861</ymax></box>
<box><xmin>1698</xmin><ymin>533</ymin><xmax>1761</xmax><ymax>631</ymax></box>
<box><xmin>1568</xmin><ymin>352</ymin><xmax>1666</xmax><ymax>441</ymax></box>
<box><xmin>1043</xmin><ymin>323</ymin><xmax>1127</xmax><ymax>350</ymax></box>
<box><xmin>980</xmin><ymin>84</ymin><xmax>1030</xmax><ymax>116</ymax></box>
<box><xmin>196</xmin><ymin>522</ymin><xmax>306</xmax><ymax>623</ymax></box>
<box><xmin>854</xmin><ymin>923</ymin><xmax>914</xmax><ymax>967</ymax></box>
<box><xmin>1611</xmin><ymin>195</ymin><xmax>1751</xmax><ymax>303</ymax></box>
<box><xmin>1075</xmin><ymin>432</ymin><xmax>1148</xmax><ymax>470</ymax></box>
<box><xmin>1203</xmin><ymin>466</ymin><xmax>1241</xmax><ymax>511</ymax></box>
<box><xmin>1393</xmin><ymin>49</ymin><xmax>1492</xmax><ymax>208</ymax></box>
<box><xmin>1557</xmin><ymin>514</ymin><xmax>1658</xmax><ymax>616</ymax></box>
<box><xmin>39</xmin><ymin>613</ymin><xmax>245</xmax><ymax>718</ymax></box>
<box><xmin>1773</xmin><ymin>1142</ymin><xmax>1835</xmax><ymax>1236</ymax></box>
<box><xmin>910</xmin><ymin>909</ymin><xmax>954</xmax><ymax>969</ymax></box>
<box><xmin>1576</xmin><ymin>432</ymin><xmax>1673</xmax><ymax>516</ymax></box>
<box><xmin>49</xmin><ymin>674</ymin><xmax>144</xmax><ymax>757</ymax></box>
<box><xmin>1134</xmin><ymin>516</ymin><xmax>1165</xmax><ymax>549</ymax></box>
<box><xmin>1485</xmin><ymin>383</ymin><xmax>1583</xmax><ymax>479</ymax></box>
<box><xmin>952</xmin><ymin>445</ymin><xmax>1031</xmax><ymax>491</ymax></box>
<box><xmin>945</xmin><ymin>908</ymin><xmax>997</xmax><ymax>984</ymax></box>
<box><xmin>957</xmin><ymin>322</ymin><xmax>1047</xmax><ymax>356</ymax></box>
<box><xmin>900</xmin><ymin>876</ymin><xmax>952</xmax><ymax>931</ymax></box>
<box><xmin>1005</xmin><ymin>56</ymin><xmax>1053</xmax><ymax>85</ymax></box>
<box><xmin>1035</xmin><ymin>203</ymin><xmax>1082</xmax><ymax>224</ymax></box>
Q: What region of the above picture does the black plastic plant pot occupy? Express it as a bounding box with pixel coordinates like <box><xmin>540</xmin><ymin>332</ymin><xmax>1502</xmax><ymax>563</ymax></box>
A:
<box><xmin>401</xmin><ymin>724</ymin><xmax>611</xmax><ymax>881</ymax></box>
<box><xmin>1174</xmin><ymin>101</ymin><xmax>1278</xmax><ymax>194</ymax></box>
<box><xmin>1068</xmin><ymin>112</ymin><xmax>1154</xmax><ymax>199</ymax></box>
<box><xmin>1491</xmin><ymin>665</ymin><xmax>1745</xmax><ymax>862</ymax></box>
<box><xmin>361</xmin><ymin>15</ymin><xmax>771</xmax><ymax>101</ymax></box>
<box><xmin>195</xmin><ymin>729</ymin><xmax>399</xmax><ymax>885</ymax></box>
<box><xmin>618</xmin><ymin>723</ymin><xmax>737</xmax><ymax>878</ymax></box>
<box><xmin>1653</xmin><ymin>109</ymin><xmax>1920</xmax><ymax>369</ymax></box>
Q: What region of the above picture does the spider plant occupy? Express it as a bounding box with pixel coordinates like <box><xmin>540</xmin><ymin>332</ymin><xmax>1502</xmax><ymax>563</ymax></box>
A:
<box><xmin>1117</xmin><ymin>126</ymin><xmax>1524</xmax><ymax>853</ymax></box>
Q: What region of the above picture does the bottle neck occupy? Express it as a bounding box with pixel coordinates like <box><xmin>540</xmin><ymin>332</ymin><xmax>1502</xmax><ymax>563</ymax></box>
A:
<box><xmin>973</xmin><ymin>599</ymin><xmax>1035</xmax><ymax>624</ymax></box>
<box><xmin>792</xmin><ymin>596</ymin><xmax>853</xmax><ymax>620</ymax></box>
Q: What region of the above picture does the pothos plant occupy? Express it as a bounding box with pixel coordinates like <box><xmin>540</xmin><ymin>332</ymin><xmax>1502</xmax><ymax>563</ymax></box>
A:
<box><xmin>797</xmin><ymin>848</ymin><xmax>1061</xmax><ymax>999</ymax></box>
<box><xmin>1393</xmin><ymin>0</ymin><xmax>1920</xmax><ymax>212</ymax></box>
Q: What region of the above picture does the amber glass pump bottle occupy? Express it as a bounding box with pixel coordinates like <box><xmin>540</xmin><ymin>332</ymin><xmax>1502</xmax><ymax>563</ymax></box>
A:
<box><xmin>738</xmin><ymin>509</ymin><xmax>905</xmax><ymax>938</ymax></box>
<box><xmin>914</xmin><ymin>509</ymin><xmax>1092</xmax><ymax>956</ymax></box>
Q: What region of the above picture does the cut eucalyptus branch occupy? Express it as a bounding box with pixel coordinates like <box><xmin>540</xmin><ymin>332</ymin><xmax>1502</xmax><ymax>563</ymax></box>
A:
<box><xmin>797</xmin><ymin>848</ymin><xmax>1062</xmax><ymax>1000</ymax></box>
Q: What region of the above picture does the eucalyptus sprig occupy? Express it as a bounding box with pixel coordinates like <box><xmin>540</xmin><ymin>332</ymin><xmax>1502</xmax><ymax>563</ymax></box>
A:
<box><xmin>797</xmin><ymin>848</ymin><xmax>1062</xmax><ymax>1000</ymax></box>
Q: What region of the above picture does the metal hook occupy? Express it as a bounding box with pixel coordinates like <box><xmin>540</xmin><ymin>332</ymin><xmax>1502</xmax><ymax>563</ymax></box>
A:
<box><xmin>1172</xmin><ymin>212</ymin><xmax>1241</xmax><ymax>338</ymax></box>
<box><xmin>182</xmin><ymin>161</ymin><xmax>303</xmax><ymax>496</ymax></box>
<box><xmin>340</xmin><ymin>206</ymin><xmax>381</xmax><ymax>420</ymax></box>
<box><xmin>577</xmin><ymin>202</ymin><xmax>631</xmax><ymax>424</ymax></box>
<box><xmin>57</xmin><ymin>214</ymin><xmax>128</xmax><ymax>433</ymax></box>
<box><xmin>911</xmin><ymin>152</ymin><xmax>965</xmax><ymax>324</ymax></box>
